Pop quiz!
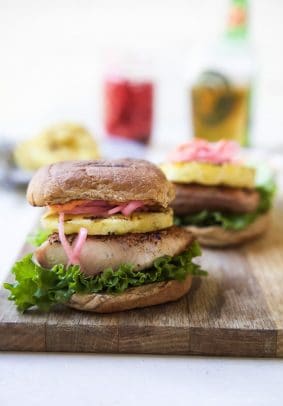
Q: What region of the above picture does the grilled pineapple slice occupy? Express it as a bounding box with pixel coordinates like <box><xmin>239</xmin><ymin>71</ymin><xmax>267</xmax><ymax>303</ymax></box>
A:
<box><xmin>41</xmin><ymin>209</ymin><xmax>173</xmax><ymax>235</ymax></box>
<box><xmin>160</xmin><ymin>162</ymin><xmax>255</xmax><ymax>189</ymax></box>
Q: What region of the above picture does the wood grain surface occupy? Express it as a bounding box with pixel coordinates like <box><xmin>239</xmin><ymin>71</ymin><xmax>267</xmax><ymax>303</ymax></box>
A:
<box><xmin>1</xmin><ymin>199</ymin><xmax>283</xmax><ymax>356</ymax></box>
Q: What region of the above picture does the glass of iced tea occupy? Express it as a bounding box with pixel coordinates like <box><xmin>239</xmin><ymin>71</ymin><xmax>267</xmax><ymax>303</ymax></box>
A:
<box><xmin>191</xmin><ymin>71</ymin><xmax>250</xmax><ymax>146</ymax></box>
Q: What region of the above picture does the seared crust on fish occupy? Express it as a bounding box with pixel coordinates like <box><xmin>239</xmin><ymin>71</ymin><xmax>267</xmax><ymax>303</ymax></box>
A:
<box><xmin>35</xmin><ymin>226</ymin><xmax>194</xmax><ymax>276</ymax></box>
<box><xmin>172</xmin><ymin>183</ymin><xmax>260</xmax><ymax>215</ymax></box>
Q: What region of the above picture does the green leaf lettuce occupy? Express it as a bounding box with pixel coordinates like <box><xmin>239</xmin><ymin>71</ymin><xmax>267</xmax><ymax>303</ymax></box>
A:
<box><xmin>27</xmin><ymin>228</ymin><xmax>51</xmax><ymax>247</ymax></box>
<box><xmin>4</xmin><ymin>241</ymin><xmax>206</xmax><ymax>312</ymax></box>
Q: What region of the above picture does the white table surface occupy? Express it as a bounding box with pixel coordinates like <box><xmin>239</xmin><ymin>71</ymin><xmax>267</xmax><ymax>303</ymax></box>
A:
<box><xmin>1</xmin><ymin>177</ymin><xmax>283</xmax><ymax>406</ymax></box>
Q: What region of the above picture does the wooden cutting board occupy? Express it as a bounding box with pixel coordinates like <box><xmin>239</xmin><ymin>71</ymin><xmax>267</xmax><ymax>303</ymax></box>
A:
<box><xmin>1</xmin><ymin>199</ymin><xmax>283</xmax><ymax>357</ymax></box>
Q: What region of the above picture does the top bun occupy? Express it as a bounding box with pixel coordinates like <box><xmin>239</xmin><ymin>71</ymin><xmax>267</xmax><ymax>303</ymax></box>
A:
<box><xmin>27</xmin><ymin>159</ymin><xmax>175</xmax><ymax>208</ymax></box>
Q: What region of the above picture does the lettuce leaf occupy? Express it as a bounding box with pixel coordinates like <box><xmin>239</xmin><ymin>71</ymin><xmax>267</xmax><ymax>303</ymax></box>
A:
<box><xmin>4</xmin><ymin>241</ymin><xmax>206</xmax><ymax>312</ymax></box>
<box><xmin>175</xmin><ymin>173</ymin><xmax>276</xmax><ymax>231</ymax></box>
<box><xmin>27</xmin><ymin>228</ymin><xmax>50</xmax><ymax>247</ymax></box>
<box><xmin>256</xmin><ymin>172</ymin><xmax>276</xmax><ymax>213</ymax></box>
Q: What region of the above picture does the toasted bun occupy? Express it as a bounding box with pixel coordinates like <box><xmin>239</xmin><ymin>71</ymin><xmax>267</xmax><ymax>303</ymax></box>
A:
<box><xmin>184</xmin><ymin>212</ymin><xmax>270</xmax><ymax>247</ymax></box>
<box><xmin>27</xmin><ymin>159</ymin><xmax>175</xmax><ymax>207</ymax></box>
<box><xmin>67</xmin><ymin>276</ymin><xmax>192</xmax><ymax>313</ymax></box>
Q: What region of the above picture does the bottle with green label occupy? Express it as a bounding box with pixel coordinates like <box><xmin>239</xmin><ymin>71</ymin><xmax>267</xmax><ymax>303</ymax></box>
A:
<box><xmin>190</xmin><ymin>0</ymin><xmax>254</xmax><ymax>146</ymax></box>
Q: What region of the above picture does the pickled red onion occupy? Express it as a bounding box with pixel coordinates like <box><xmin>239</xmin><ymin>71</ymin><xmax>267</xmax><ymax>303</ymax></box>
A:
<box><xmin>60</xmin><ymin>200</ymin><xmax>145</xmax><ymax>217</ymax></box>
<box><xmin>49</xmin><ymin>200</ymin><xmax>114</xmax><ymax>214</ymax></box>
<box><xmin>70</xmin><ymin>227</ymin><xmax>88</xmax><ymax>265</ymax></box>
<box><xmin>56</xmin><ymin>200</ymin><xmax>145</xmax><ymax>264</ymax></box>
<box><xmin>121</xmin><ymin>201</ymin><xmax>144</xmax><ymax>216</ymax></box>
<box><xmin>80</xmin><ymin>201</ymin><xmax>112</xmax><ymax>207</ymax></box>
<box><xmin>64</xmin><ymin>206</ymin><xmax>109</xmax><ymax>216</ymax></box>
<box><xmin>168</xmin><ymin>139</ymin><xmax>240</xmax><ymax>164</ymax></box>
<box><xmin>107</xmin><ymin>205</ymin><xmax>126</xmax><ymax>215</ymax></box>
<box><xmin>58</xmin><ymin>213</ymin><xmax>88</xmax><ymax>266</ymax></box>
<box><xmin>58</xmin><ymin>213</ymin><xmax>73</xmax><ymax>264</ymax></box>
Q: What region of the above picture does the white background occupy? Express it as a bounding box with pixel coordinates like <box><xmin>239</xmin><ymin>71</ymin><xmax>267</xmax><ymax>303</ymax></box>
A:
<box><xmin>1</xmin><ymin>1</ymin><xmax>283</xmax><ymax>405</ymax></box>
<box><xmin>1</xmin><ymin>0</ymin><xmax>283</xmax><ymax>148</ymax></box>
<box><xmin>1</xmin><ymin>353</ymin><xmax>283</xmax><ymax>406</ymax></box>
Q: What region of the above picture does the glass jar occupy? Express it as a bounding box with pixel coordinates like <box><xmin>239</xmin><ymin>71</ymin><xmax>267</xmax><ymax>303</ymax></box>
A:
<box><xmin>103</xmin><ymin>51</ymin><xmax>154</xmax><ymax>144</ymax></box>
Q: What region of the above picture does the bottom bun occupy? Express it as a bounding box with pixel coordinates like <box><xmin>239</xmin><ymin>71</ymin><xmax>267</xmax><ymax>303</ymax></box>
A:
<box><xmin>184</xmin><ymin>212</ymin><xmax>270</xmax><ymax>247</ymax></box>
<box><xmin>68</xmin><ymin>275</ymin><xmax>192</xmax><ymax>313</ymax></box>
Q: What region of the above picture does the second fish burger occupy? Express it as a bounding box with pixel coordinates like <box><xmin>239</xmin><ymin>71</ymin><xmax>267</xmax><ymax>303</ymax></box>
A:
<box><xmin>161</xmin><ymin>140</ymin><xmax>275</xmax><ymax>247</ymax></box>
